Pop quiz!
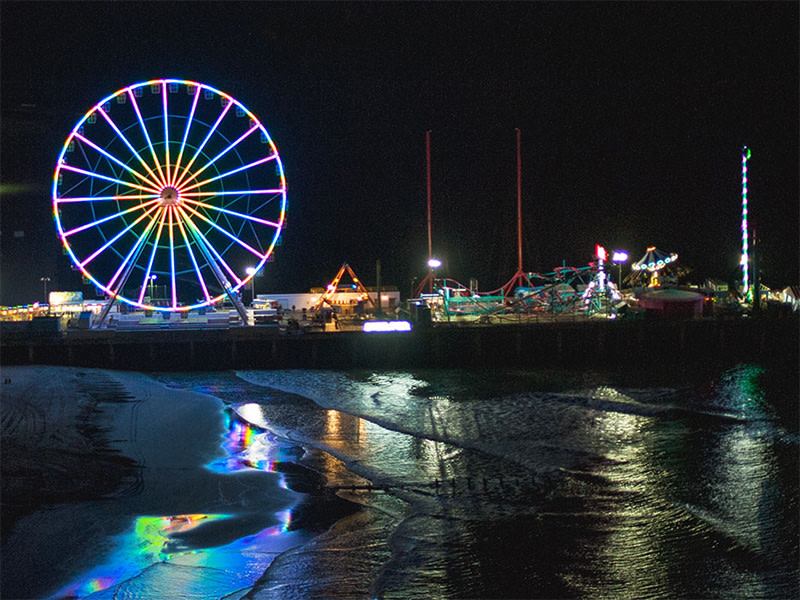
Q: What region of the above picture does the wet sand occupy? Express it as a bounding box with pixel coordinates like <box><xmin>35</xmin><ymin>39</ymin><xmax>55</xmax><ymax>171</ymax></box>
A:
<box><xmin>0</xmin><ymin>366</ymin><xmax>307</xmax><ymax>599</ymax></box>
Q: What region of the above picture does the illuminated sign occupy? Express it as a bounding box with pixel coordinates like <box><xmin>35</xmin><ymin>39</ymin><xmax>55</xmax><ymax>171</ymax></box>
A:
<box><xmin>49</xmin><ymin>291</ymin><xmax>83</xmax><ymax>305</ymax></box>
<box><xmin>363</xmin><ymin>320</ymin><xmax>412</xmax><ymax>333</ymax></box>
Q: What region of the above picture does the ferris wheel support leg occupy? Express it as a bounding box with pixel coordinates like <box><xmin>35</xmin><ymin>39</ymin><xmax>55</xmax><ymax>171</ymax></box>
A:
<box><xmin>224</xmin><ymin>287</ymin><xmax>251</xmax><ymax>326</ymax></box>
<box><xmin>193</xmin><ymin>241</ymin><xmax>251</xmax><ymax>326</ymax></box>
<box><xmin>93</xmin><ymin>245</ymin><xmax>147</xmax><ymax>329</ymax></box>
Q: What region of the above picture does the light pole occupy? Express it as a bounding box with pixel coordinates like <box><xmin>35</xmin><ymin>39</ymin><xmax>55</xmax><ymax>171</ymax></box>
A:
<box><xmin>427</xmin><ymin>258</ymin><xmax>441</xmax><ymax>289</ymax></box>
<box><xmin>40</xmin><ymin>277</ymin><xmax>51</xmax><ymax>303</ymax></box>
<box><xmin>148</xmin><ymin>275</ymin><xmax>157</xmax><ymax>299</ymax></box>
<box><xmin>246</xmin><ymin>266</ymin><xmax>257</xmax><ymax>304</ymax></box>
<box><xmin>611</xmin><ymin>251</ymin><xmax>629</xmax><ymax>289</ymax></box>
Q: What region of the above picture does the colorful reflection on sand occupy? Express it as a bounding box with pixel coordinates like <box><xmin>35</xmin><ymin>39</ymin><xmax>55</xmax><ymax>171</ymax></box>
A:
<box><xmin>48</xmin><ymin>408</ymin><xmax>303</xmax><ymax>599</ymax></box>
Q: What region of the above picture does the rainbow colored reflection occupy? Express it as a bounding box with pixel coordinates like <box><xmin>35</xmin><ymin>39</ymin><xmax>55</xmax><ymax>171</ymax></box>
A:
<box><xmin>47</xmin><ymin>407</ymin><xmax>303</xmax><ymax>599</ymax></box>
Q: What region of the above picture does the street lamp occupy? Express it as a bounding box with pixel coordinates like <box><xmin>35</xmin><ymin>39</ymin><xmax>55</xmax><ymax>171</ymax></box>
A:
<box><xmin>148</xmin><ymin>275</ymin><xmax>157</xmax><ymax>299</ymax></box>
<box><xmin>40</xmin><ymin>277</ymin><xmax>51</xmax><ymax>303</ymax></box>
<box><xmin>611</xmin><ymin>251</ymin><xmax>629</xmax><ymax>288</ymax></box>
<box><xmin>246</xmin><ymin>266</ymin><xmax>257</xmax><ymax>304</ymax></box>
<box><xmin>427</xmin><ymin>258</ymin><xmax>442</xmax><ymax>292</ymax></box>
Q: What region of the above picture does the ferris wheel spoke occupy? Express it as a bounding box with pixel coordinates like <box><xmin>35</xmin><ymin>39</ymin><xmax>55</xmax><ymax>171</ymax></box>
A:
<box><xmin>56</xmin><ymin>193</ymin><xmax>160</xmax><ymax>204</ymax></box>
<box><xmin>78</xmin><ymin>203</ymin><xmax>161</xmax><ymax>269</ymax></box>
<box><xmin>127</xmin><ymin>89</ymin><xmax>168</xmax><ymax>187</ymax></box>
<box><xmin>61</xmin><ymin>199</ymin><xmax>161</xmax><ymax>237</ymax></box>
<box><xmin>137</xmin><ymin>208</ymin><xmax>169</xmax><ymax>304</ymax></box>
<box><xmin>168</xmin><ymin>207</ymin><xmax>178</xmax><ymax>308</ymax></box>
<box><xmin>97</xmin><ymin>104</ymin><xmax>167</xmax><ymax>189</ymax></box>
<box><xmin>178</xmin><ymin>153</ymin><xmax>278</xmax><ymax>194</ymax></box>
<box><xmin>177</xmin><ymin>206</ymin><xmax>243</xmax><ymax>285</ymax></box>
<box><xmin>162</xmin><ymin>82</ymin><xmax>172</xmax><ymax>185</ymax></box>
<box><xmin>59</xmin><ymin>164</ymin><xmax>163</xmax><ymax>195</ymax></box>
<box><xmin>180</xmin><ymin>203</ymin><xmax>267</xmax><ymax>259</ymax></box>
<box><xmin>171</xmin><ymin>85</ymin><xmax>202</xmax><ymax>187</ymax></box>
<box><xmin>178</xmin><ymin>188</ymin><xmax>284</xmax><ymax>199</ymax></box>
<box><xmin>174</xmin><ymin>209</ymin><xmax>212</xmax><ymax>302</ymax></box>
<box><xmin>106</xmin><ymin>209</ymin><xmax>162</xmax><ymax>292</ymax></box>
<box><xmin>173</xmin><ymin>99</ymin><xmax>234</xmax><ymax>189</ymax></box>
<box><xmin>175</xmin><ymin>123</ymin><xmax>260</xmax><ymax>190</ymax></box>
<box><xmin>181</xmin><ymin>197</ymin><xmax>282</xmax><ymax>228</ymax></box>
<box><xmin>73</xmin><ymin>132</ymin><xmax>162</xmax><ymax>190</ymax></box>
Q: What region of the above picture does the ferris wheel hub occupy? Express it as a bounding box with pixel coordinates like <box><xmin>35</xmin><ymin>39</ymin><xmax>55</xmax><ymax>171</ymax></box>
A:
<box><xmin>159</xmin><ymin>186</ymin><xmax>181</xmax><ymax>206</ymax></box>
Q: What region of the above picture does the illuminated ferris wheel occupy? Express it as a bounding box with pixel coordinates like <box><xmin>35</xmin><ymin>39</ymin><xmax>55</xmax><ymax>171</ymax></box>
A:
<box><xmin>52</xmin><ymin>79</ymin><xmax>287</xmax><ymax>314</ymax></box>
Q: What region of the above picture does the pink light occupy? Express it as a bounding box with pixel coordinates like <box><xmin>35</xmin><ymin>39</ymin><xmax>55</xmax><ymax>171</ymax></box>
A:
<box><xmin>127</xmin><ymin>88</ymin><xmax>168</xmax><ymax>186</ymax></box>
<box><xmin>172</xmin><ymin>99</ymin><xmax>234</xmax><ymax>188</ymax></box>
<box><xmin>178</xmin><ymin>153</ymin><xmax>278</xmax><ymax>193</ymax></box>
<box><xmin>171</xmin><ymin>84</ymin><xmax>202</xmax><ymax>186</ymax></box>
<box><xmin>95</xmin><ymin>103</ymin><xmax>165</xmax><ymax>187</ymax></box>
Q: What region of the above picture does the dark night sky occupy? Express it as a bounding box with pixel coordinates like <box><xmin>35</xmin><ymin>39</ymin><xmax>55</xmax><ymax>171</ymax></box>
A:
<box><xmin>1</xmin><ymin>1</ymin><xmax>797</xmax><ymax>306</ymax></box>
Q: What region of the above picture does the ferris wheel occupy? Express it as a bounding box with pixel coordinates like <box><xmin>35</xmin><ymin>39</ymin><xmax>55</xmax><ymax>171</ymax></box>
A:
<box><xmin>52</xmin><ymin>79</ymin><xmax>287</xmax><ymax>315</ymax></box>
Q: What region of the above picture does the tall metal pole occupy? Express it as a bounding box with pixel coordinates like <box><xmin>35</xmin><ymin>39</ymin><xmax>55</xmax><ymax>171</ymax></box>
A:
<box><xmin>426</xmin><ymin>130</ymin><xmax>433</xmax><ymax>293</ymax></box>
<box><xmin>516</xmin><ymin>127</ymin><xmax>523</xmax><ymax>272</ymax></box>
<box><xmin>426</xmin><ymin>130</ymin><xmax>432</xmax><ymax>262</ymax></box>
<box><xmin>376</xmin><ymin>259</ymin><xmax>383</xmax><ymax>317</ymax></box>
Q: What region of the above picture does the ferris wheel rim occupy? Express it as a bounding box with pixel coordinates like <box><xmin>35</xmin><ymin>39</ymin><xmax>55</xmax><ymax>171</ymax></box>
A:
<box><xmin>52</xmin><ymin>79</ymin><xmax>287</xmax><ymax>312</ymax></box>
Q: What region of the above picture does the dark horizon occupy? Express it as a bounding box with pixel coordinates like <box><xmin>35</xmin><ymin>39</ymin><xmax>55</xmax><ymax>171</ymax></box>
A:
<box><xmin>1</xmin><ymin>1</ymin><xmax>797</xmax><ymax>306</ymax></box>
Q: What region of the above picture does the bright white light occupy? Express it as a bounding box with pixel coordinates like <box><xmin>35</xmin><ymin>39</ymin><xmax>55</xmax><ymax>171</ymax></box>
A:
<box><xmin>612</xmin><ymin>251</ymin><xmax>629</xmax><ymax>263</ymax></box>
<box><xmin>245</xmin><ymin>266</ymin><xmax>257</xmax><ymax>276</ymax></box>
<box><xmin>427</xmin><ymin>258</ymin><xmax>442</xmax><ymax>269</ymax></box>
<box><xmin>363</xmin><ymin>320</ymin><xmax>412</xmax><ymax>333</ymax></box>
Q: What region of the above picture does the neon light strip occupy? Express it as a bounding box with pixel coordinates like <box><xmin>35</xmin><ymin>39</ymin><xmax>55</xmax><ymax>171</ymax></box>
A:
<box><xmin>56</xmin><ymin>193</ymin><xmax>159</xmax><ymax>203</ymax></box>
<box><xmin>96</xmin><ymin>102</ymin><xmax>164</xmax><ymax>188</ymax></box>
<box><xmin>179</xmin><ymin>154</ymin><xmax>277</xmax><ymax>193</ymax></box>
<box><xmin>78</xmin><ymin>204</ymin><xmax>161</xmax><ymax>268</ymax></box>
<box><xmin>169</xmin><ymin>207</ymin><xmax>177</xmax><ymax>308</ymax></box>
<box><xmin>179</xmin><ymin>188</ymin><xmax>284</xmax><ymax>198</ymax></box>
<box><xmin>180</xmin><ymin>203</ymin><xmax>266</xmax><ymax>259</ymax></box>
<box><xmin>162</xmin><ymin>82</ymin><xmax>171</xmax><ymax>185</ymax></box>
<box><xmin>58</xmin><ymin>164</ymin><xmax>162</xmax><ymax>195</ymax></box>
<box><xmin>62</xmin><ymin>199</ymin><xmax>159</xmax><ymax>237</ymax></box>
<box><xmin>137</xmin><ymin>208</ymin><xmax>168</xmax><ymax>303</ymax></box>
<box><xmin>175</xmin><ymin>123</ymin><xmax>260</xmax><ymax>189</ymax></box>
<box><xmin>72</xmin><ymin>132</ymin><xmax>161</xmax><ymax>190</ymax></box>
<box><xmin>174</xmin><ymin>208</ymin><xmax>212</xmax><ymax>302</ymax></box>
<box><xmin>172</xmin><ymin>85</ymin><xmax>202</xmax><ymax>187</ymax></box>
<box><xmin>741</xmin><ymin>146</ymin><xmax>750</xmax><ymax>298</ymax></box>
<box><xmin>177</xmin><ymin>206</ymin><xmax>243</xmax><ymax>285</ymax></box>
<box><xmin>127</xmin><ymin>89</ymin><xmax>167</xmax><ymax>186</ymax></box>
<box><xmin>106</xmin><ymin>210</ymin><xmax>161</xmax><ymax>291</ymax></box>
<box><xmin>182</xmin><ymin>198</ymin><xmax>281</xmax><ymax>228</ymax></box>
<box><xmin>172</xmin><ymin>99</ymin><xmax>234</xmax><ymax>189</ymax></box>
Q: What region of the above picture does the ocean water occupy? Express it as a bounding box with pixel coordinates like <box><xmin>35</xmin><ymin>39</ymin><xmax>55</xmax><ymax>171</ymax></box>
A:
<box><xmin>9</xmin><ymin>363</ymin><xmax>796</xmax><ymax>599</ymax></box>
<box><xmin>150</xmin><ymin>363</ymin><xmax>798</xmax><ymax>599</ymax></box>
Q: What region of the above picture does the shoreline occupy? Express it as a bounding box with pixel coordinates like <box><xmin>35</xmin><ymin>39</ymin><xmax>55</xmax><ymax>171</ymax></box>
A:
<box><xmin>1</xmin><ymin>366</ymin><xmax>361</xmax><ymax>600</ymax></box>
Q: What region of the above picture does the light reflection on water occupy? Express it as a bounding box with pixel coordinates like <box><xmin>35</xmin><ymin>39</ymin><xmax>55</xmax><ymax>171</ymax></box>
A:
<box><xmin>233</xmin><ymin>364</ymin><xmax>798</xmax><ymax>600</ymax></box>
<box><xmin>47</xmin><ymin>403</ymin><xmax>304</xmax><ymax>600</ymax></box>
<box><xmin>51</xmin><ymin>364</ymin><xmax>796</xmax><ymax>599</ymax></box>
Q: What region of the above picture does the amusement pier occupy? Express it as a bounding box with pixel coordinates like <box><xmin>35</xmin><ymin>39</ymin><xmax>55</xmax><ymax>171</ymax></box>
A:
<box><xmin>2</xmin><ymin>85</ymin><xmax>797</xmax><ymax>372</ymax></box>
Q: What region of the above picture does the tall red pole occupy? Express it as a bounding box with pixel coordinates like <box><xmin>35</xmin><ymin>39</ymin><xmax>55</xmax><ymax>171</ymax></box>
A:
<box><xmin>516</xmin><ymin>127</ymin><xmax>522</xmax><ymax>271</ymax></box>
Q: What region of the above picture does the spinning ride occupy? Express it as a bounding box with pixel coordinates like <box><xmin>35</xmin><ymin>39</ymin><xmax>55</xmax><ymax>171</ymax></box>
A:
<box><xmin>631</xmin><ymin>246</ymin><xmax>678</xmax><ymax>287</ymax></box>
<box><xmin>52</xmin><ymin>79</ymin><xmax>287</xmax><ymax>322</ymax></box>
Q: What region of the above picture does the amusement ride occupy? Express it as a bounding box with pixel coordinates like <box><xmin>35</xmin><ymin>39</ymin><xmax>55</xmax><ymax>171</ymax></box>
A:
<box><xmin>52</xmin><ymin>79</ymin><xmax>287</xmax><ymax>326</ymax></box>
